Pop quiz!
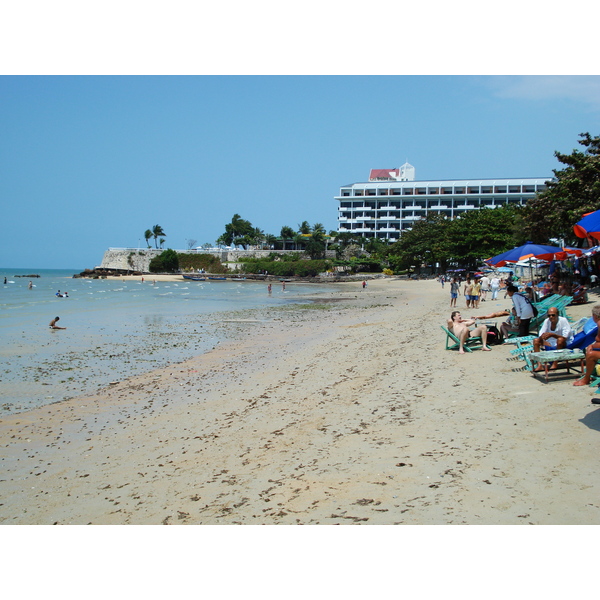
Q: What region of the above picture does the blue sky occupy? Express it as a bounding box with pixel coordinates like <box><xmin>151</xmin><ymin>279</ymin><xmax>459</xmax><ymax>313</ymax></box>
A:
<box><xmin>2</xmin><ymin>75</ymin><xmax>600</xmax><ymax>269</ymax></box>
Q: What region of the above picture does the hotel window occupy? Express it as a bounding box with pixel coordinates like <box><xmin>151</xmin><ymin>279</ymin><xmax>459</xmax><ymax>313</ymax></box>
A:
<box><xmin>441</xmin><ymin>187</ymin><xmax>452</xmax><ymax>194</ymax></box>
<box><xmin>523</xmin><ymin>185</ymin><xmax>535</xmax><ymax>193</ymax></box>
<box><xmin>428</xmin><ymin>187</ymin><xmax>439</xmax><ymax>194</ymax></box>
<box><xmin>467</xmin><ymin>186</ymin><xmax>480</xmax><ymax>194</ymax></box>
<box><xmin>402</xmin><ymin>188</ymin><xmax>414</xmax><ymax>195</ymax></box>
<box><xmin>366</xmin><ymin>190</ymin><xmax>376</xmax><ymax>196</ymax></box>
<box><xmin>354</xmin><ymin>190</ymin><xmax>363</xmax><ymax>196</ymax></box>
<box><xmin>342</xmin><ymin>191</ymin><xmax>351</xmax><ymax>196</ymax></box>
<box><xmin>509</xmin><ymin>185</ymin><xmax>521</xmax><ymax>193</ymax></box>
<box><xmin>494</xmin><ymin>186</ymin><xmax>507</xmax><ymax>193</ymax></box>
<box><xmin>391</xmin><ymin>188</ymin><xmax>401</xmax><ymax>195</ymax></box>
<box><xmin>454</xmin><ymin>187</ymin><xmax>465</xmax><ymax>194</ymax></box>
<box><xmin>416</xmin><ymin>187</ymin><xmax>427</xmax><ymax>195</ymax></box>
<box><xmin>481</xmin><ymin>186</ymin><xmax>492</xmax><ymax>193</ymax></box>
<box><xmin>379</xmin><ymin>189</ymin><xmax>388</xmax><ymax>195</ymax></box>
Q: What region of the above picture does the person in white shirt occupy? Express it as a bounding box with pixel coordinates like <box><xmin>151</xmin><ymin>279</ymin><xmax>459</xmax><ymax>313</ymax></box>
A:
<box><xmin>490</xmin><ymin>277</ymin><xmax>500</xmax><ymax>300</ymax></box>
<box><xmin>479</xmin><ymin>275</ymin><xmax>490</xmax><ymax>301</ymax></box>
<box><xmin>532</xmin><ymin>307</ymin><xmax>573</xmax><ymax>371</ymax></box>
<box><xmin>506</xmin><ymin>284</ymin><xmax>535</xmax><ymax>336</ymax></box>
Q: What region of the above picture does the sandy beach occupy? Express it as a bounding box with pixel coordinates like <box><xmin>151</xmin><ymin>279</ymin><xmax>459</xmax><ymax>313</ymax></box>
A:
<box><xmin>1</xmin><ymin>277</ymin><xmax>599</xmax><ymax>525</ymax></box>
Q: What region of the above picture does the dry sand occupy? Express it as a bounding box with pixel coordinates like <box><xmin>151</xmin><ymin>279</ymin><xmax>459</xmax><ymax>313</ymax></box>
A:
<box><xmin>1</xmin><ymin>278</ymin><xmax>599</xmax><ymax>525</ymax></box>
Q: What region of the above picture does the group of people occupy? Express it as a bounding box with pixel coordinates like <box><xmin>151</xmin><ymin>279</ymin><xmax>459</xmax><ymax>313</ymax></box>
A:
<box><xmin>447</xmin><ymin>282</ymin><xmax>552</xmax><ymax>355</ymax></box>
<box><xmin>448</xmin><ymin>274</ymin><xmax>505</xmax><ymax>309</ymax></box>
<box><xmin>447</xmin><ymin>274</ymin><xmax>600</xmax><ymax>389</ymax></box>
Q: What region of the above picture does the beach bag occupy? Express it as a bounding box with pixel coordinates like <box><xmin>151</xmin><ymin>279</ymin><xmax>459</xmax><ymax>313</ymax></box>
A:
<box><xmin>486</xmin><ymin>325</ymin><xmax>502</xmax><ymax>345</ymax></box>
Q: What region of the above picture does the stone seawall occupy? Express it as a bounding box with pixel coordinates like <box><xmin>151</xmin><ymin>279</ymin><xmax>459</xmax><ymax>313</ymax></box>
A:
<box><xmin>99</xmin><ymin>248</ymin><xmax>336</xmax><ymax>272</ymax></box>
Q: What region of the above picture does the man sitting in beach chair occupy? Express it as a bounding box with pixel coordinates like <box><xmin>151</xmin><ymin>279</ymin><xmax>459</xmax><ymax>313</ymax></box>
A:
<box><xmin>447</xmin><ymin>311</ymin><xmax>492</xmax><ymax>354</ymax></box>
<box><xmin>531</xmin><ymin>307</ymin><xmax>573</xmax><ymax>372</ymax></box>
<box><xmin>574</xmin><ymin>304</ymin><xmax>600</xmax><ymax>387</ymax></box>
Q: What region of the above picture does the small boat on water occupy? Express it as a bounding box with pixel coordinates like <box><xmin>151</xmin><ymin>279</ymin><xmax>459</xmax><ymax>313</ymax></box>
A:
<box><xmin>182</xmin><ymin>275</ymin><xmax>206</xmax><ymax>281</ymax></box>
<box><xmin>208</xmin><ymin>277</ymin><xmax>227</xmax><ymax>280</ymax></box>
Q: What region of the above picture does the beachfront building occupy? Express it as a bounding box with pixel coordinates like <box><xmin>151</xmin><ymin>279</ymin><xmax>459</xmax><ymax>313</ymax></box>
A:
<box><xmin>335</xmin><ymin>162</ymin><xmax>551</xmax><ymax>242</ymax></box>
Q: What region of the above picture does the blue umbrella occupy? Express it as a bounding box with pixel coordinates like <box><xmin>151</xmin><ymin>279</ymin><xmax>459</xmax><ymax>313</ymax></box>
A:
<box><xmin>574</xmin><ymin>210</ymin><xmax>600</xmax><ymax>241</ymax></box>
<box><xmin>486</xmin><ymin>242</ymin><xmax>569</xmax><ymax>267</ymax></box>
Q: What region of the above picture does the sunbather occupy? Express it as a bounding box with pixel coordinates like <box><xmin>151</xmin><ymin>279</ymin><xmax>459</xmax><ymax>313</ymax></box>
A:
<box><xmin>448</xmin><ymin>311</ymin><xmax>492</xmax><ymax>354</ymax></box>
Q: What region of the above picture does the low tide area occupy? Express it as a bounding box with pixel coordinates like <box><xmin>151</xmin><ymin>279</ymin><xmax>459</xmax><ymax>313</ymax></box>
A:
<box><xmin>0</xmin><ymin>269</ymin><xmax>341</xmax><ymax>414</ymax></box>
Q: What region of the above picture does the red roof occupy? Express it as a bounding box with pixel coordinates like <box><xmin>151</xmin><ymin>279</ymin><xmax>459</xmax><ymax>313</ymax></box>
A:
<box><xmin>369</xmin><ymin>168</ymin><xmax>399</xmax><ymax>180</ymax></box>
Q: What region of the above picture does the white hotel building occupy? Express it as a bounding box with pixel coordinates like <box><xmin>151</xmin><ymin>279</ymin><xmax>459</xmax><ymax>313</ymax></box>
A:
<box><xmin>335</xmin><ymin>163</ymin><xmax>551</xmax><ymax>242</ymax></box>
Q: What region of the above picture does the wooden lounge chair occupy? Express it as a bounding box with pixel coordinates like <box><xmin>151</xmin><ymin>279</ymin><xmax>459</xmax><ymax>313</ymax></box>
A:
<box><xmin>441</xmin><ymin>325</ymin><xmax>483</xmax><ymax>352</ymax></box>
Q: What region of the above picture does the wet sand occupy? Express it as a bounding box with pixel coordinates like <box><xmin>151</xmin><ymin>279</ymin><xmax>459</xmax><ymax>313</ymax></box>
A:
<box><xmin>1</xmin><ymin>278</ymin><xmax>599</xmax><ymax>524</ymax></box>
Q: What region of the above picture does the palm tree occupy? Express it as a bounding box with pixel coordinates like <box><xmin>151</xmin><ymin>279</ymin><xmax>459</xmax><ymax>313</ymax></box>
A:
<box><xmin>280</xmin><ymin>226</ymin><xmax>295</xmax><ymax>250</ymax></box>
<box><xmin>152</xmin><ymin>224</ymin><xmax>166</xmax><ymax>249</ymax></box>
<box><xmin>264</xmin><ymin>234</ymin><xmax>278</xmax><ymax>249</ymax></box>
<box><xmin>312</xmin><ymin>222</ymin><xmax>326</xmax><ymax>235</ymax></box>
<box><xmin>144</xmin><ymin>229</ymin><xmax>153</xmax><ymax>248</ymax></box>
<box><xmin>298</xmin><ymin>221</ymin><xmax>312</xmax><ymax>235</ymax></box>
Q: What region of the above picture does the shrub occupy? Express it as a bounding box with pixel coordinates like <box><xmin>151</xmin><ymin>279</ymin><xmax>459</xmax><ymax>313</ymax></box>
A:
<box><xmin>239</xmin><ymin>259</ymin><xmax>331</xmax><ymax>277</ymax></box>
<box><xmin>149</xmin><ymin>249</ymin><xmax>179</xmax><ymax>273</ymax></box>
<box><xmin>177</xmin><ymin>253</ymin><xmax>228</xmax><ymax>273</ymax></box>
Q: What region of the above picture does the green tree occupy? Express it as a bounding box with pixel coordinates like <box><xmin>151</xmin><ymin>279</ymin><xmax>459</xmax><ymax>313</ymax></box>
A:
<box><xmin>445</xmin><ymin>206</ymin><xmax>520</xmax><ymax>268</ymax></box>
<box><xmin>298</xmin><ymin>221</ymin><xmax>312</xmax><ymax>234</ymax></box>
<box><xmin>151</xmin><ymin>224</ymin><xmax>166</xmax><ymax>249</ymax></box>
<box><xmin>149</xmin><ymin>249</ymin><xmax>179</xmax><ymax>273</ymax></box>
<box><xmin>220</xmin><ymin>214</ymin><xmax>255</xmax><ymax>247</ymax></box>
<box><xmin>144</xmin><ymin>229</ymin><xmax>153</xmax><ymax>248</ymax></box>
<box><xmin>385</xmin><ymin>214</ymin><xmax>451</xmax><ymax>272</ymax></box>
<box><xmin>304</xmin><ymin>228</ymin><xmax>326</xmax><ymax>259</ymax></box>
<box><xmin>280</xmin><ymin>226</ymin><xmax>295</xmax><ymax>250</ymax></box>
<box><xmin>522</xmin><ymin>132</ymin><xmax>600</xmax><ymax>244</ymax></box>
<box><xmin>264</xmin><ymin>233</ymin><xmax>278</xmax><ymax>248</ymax></box>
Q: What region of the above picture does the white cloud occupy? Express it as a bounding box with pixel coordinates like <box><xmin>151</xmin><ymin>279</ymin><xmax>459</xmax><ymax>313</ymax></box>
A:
<box><xmin>486</xmin><ymin>76</ymin><xmax>600</xmax><ymax>111</ymax></box>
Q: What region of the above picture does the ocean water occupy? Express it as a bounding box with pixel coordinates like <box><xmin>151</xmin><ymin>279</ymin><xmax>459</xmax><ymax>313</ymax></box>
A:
<box><xmin>0</xmin><ymin>268</ymin><xmax>337</xmax><ymax>415</ymax></box>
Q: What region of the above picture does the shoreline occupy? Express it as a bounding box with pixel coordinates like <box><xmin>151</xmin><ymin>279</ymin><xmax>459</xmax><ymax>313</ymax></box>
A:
<box><xmin>1</xmin><ymin>279</ymin><xmax>599</xmax><ymax>524</ymax></box>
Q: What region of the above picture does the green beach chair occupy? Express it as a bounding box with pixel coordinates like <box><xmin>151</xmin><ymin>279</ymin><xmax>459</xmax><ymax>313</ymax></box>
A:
<box><xmin>441</xmin><ymin>325</ymin><xmax>483</xmax><ymax>352</ymax></box>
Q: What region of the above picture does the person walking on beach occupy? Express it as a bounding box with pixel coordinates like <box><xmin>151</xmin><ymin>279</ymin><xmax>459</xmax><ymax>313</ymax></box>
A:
<box><xmin>471</xmin><ymin>278</ymin><xmax>482</xmax><ymax>309</ymax></box>
<box><xmin>506</xmin><ymin>284</ymin><xmax>535</xmax><ymax>337</ymax></box>
<box><xmin>463</xmin><ymin>277</ymin><xmax>473</xmax><ymax>309</ymax></box>
<box><xmin>480</xmin><ymin>275</ymin><xmax>490</xmax><ymax>301</ymax></box>
<box><xmin>448</xmin><ymin>311</ymin><xmax>492</xmax><ymax>354</ymax></box>
<box><xmin>490</xmin><ymin>276</ymin><xmax>500</xmax><ymax>300</ymax></box>
<box><xmin>49</xmin><ymin>316</ymin><xmax>66</xmax><ymax>330</ymax></box>
<box><xmin>450</xmin><ymin>277</ymin><xmax>460</xmax><ymax>307</ymax></box>
<box><xmin>574</xmin><ymin>304</ymin><xmax>600</xmax><ymax>386</ymax></box>
<box><xmin>362</xmin><ymin>280</ymin><xmax>367</xmax><ymax>289</ymax></box>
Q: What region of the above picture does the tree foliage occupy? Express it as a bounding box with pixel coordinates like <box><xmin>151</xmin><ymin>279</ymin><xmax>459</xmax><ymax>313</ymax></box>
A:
<box><xmin>149</xmin><ymin>248</ymin><xmax>179</xmax><ymax>273</ymax></box>
<box><xmin>521</xmin><ymin>132</ymin><xmax>600</xmax><ymax>244</ymax></box>
<box><xmin>151</xmin><ymin>224</ymin><xmax>166</xmax><ymax>249</ymax></box>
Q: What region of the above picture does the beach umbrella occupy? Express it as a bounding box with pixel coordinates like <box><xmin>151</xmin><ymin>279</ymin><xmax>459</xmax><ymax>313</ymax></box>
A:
<box><xmin>486</xmin><ymin>242</ymin><xmax>572</xmax><ymax>286</ymax></box>
<box><xmin>485</xmin><ymin>242</ymin><xmax>572</xmax><ymax>267</ymax></box>
<box><xmin>574</xmin><ymin>210</ymin><xmax>600</xmax><ymax>240</ymax></box>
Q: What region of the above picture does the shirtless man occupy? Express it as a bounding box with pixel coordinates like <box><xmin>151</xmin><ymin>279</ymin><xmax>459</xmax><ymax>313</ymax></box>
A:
<box><xmin>49</xmin><ymin>316</ymin><xmax>66</xmax><ymax>330</ymax></box>
<box><xmin>448</xmin><ymin>311</ymin><xmax>492</xmax><ymax>354</ymax></box>
<box><xmin>573</xmin><ymin>304</ymin><xmax>600</xmax><ymax>386</ymax></box>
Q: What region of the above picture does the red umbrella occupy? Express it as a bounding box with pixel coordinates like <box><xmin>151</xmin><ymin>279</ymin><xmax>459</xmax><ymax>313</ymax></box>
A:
<box><xmin>574</xmin><ymin>210</ymin><xmax>600</xmax><ymax>240</ymax></box>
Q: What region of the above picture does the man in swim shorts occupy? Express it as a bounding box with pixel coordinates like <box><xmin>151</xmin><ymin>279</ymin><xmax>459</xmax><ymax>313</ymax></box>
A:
<box><xmin>49</xmin><ymin>316</ymin><xmax>66</xmax><ymax>330</ymax></box>
<box><xmin>448</xmin><ymin>311</ymin><xmax>492</xmax><ymax>354</ymax></box>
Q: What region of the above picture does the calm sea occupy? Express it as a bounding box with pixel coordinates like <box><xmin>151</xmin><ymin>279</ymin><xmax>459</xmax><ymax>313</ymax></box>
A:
<box><xmin>0</xmin><ymin>268</ymin><xmax>337</xmax><ymax>415</ymax></box>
